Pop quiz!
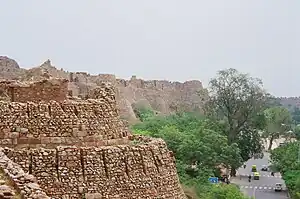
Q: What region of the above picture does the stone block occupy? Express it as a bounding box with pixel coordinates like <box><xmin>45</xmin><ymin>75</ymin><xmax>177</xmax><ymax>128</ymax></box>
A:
<box><xmin>17</xmin><ymin>137</ymin><xmax>41</xmax><ymax>144</ymax></box>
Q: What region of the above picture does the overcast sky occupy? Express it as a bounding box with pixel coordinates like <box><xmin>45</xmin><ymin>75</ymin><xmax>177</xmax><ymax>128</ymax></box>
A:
<box><xmin>0</xmin><ymin>1</ymin><xmax>299</xmax><ymax>96</ymax></box>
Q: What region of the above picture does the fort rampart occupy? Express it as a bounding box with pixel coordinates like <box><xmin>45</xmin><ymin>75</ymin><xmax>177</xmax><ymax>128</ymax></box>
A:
<box><xmin>0</xmin><ymin>78</ymin><xmax>68</xmax><ymax>103</ymax></box>
<box><xmin>0</xmin><ymin>77</ymin><xmax>186</xmax><ymax>199</ymax></box>
<box><xmin>3</xmin><ymin>136</ymin><xmax>185</xmax><ymax>199</ymax></box>
<box><xmin>0</xmin><ymin>148</ymin><xmax>50</xmax><ymax>198</ymax></box>
<box><xmin>0</xmin><ymin>99</ymin><xmax>129</xmax><ymax>148</ymax></box>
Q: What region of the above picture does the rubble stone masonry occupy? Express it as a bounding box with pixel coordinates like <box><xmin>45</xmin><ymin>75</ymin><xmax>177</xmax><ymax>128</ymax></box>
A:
<box><xmin>3</xmin><ymin>137</ymin><xmax>186</xmax><ymax>199</ymax></box>
<box><xmin>0</xmin><ymin>77</ymin><xmax>186</xmax><ymax>199</ymax></box>
<box><xmin>0</xmin><ymin>78</ymin><xmax>68</xmax><ymax>103</ymax></box>
<box><xmin>0</xmin><ymin>99</ymin><xmax>129</xmax><ymax>147</ymax></box>
<box><xmin>0</xmin><ymin>148</ymin><xmax>50</xmax><ymax>198</ymax></box>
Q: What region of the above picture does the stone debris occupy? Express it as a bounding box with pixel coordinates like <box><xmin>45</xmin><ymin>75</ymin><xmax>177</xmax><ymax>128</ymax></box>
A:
<box><xmin>0</xmin><ymin>185</ymin><xmax>15</xmax><ymax>199</ymax></box>
<box><xmin>0</xmin><ymin>149</ymin><xmax>50</xmax><ymax>199</ymax></box>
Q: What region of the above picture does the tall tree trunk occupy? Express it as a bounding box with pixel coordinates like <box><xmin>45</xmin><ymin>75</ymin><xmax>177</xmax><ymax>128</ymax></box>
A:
<box><xmin>268</xmin><ymin>135</ymin><xmax>274</xmax><ymax>151</ymax></box>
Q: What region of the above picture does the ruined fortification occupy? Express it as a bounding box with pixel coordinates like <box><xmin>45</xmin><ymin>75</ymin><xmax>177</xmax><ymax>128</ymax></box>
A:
<box><xmin>0</xmin><ymin>77</ymin><xmax>186</xmax><ymax>198</ymax></box>
<box><xmin>0</xmin><ymin>57</ymin><xmax>207</xmax><ymax>123</ymax></box>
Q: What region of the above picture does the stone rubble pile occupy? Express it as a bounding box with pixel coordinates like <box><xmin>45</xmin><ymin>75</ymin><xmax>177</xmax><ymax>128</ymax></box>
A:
<box><xmin>0</xmin><ymin>148</ymin><xmax>50</xmax><ymax>199</ymax></box>
<box><xmin>0</xmin><ymin>184</ymin><xmax>15</xmax><ymax>199</ymax></box>
<box><xmin>3</xmin><ymin>148</ymin><xmax>30</xmax><ymax>173</ymax></box>
<box><xmin>87</xmin><ymin>83</ymin><xmax>116</xmax><ymax>104</ymax></box>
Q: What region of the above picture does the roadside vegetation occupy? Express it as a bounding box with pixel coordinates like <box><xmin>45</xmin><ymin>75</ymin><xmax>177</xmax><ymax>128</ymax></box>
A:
<box><xmin>270</xmin><ymin>141</ymin><xmax>300</xmax><ymax>198</ymax></box>
<box><xmin>131</xmin><ymin>68</ymin><xmax>274</xmax><ymax>198</ymax></box>
<box><xmin>131</xmin><ymin>68</ymin><xmax>300</xmax><ymax>198</ymax></box>
<box><xmin>132</xmin><ymin>112</ymin><xmax>251</xmax><ymax>199</ymax></box>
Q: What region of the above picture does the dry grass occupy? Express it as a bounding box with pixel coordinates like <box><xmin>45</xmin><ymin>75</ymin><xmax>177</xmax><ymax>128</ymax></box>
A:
<box><xmin>0</xmin><ymin>170</ymin><xmax>21</xmax><ymax>199</ymax></box>
<box><xmin>182</xmin><ymin>184</ymin><xmax>199</xmax><ymax>199</ymax></box>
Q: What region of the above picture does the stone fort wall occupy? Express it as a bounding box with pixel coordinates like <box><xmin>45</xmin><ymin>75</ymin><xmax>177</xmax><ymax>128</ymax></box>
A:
<box><xmin>0</xmin><ymin>78</ymin><xmax>69</xmax><ymax>103</ymax></box>
<box><xmin>118</xmin><ymin>75</ymin><xmax>203</xmax><ymax>91</ymax></box>
<box><xmin>0</xmin><ymin>77</ymin><xmax>186</xmax><ymax>199</ymax></box>
<box><xmin>3</xmin><ymin>136</ymin><xmax>185</xmax><ymax>199</ymax></box>
<box><xmin>0</xmin><ymin>99</ymin><xmax>129</xmax><ymax>148</ymax></box>
<box><xmin>0</xmin><ymin>148</ymin><xmax>50</xmax><ymax>198</ymax></box>
<box><xmin>0</xmin><ymin>81</ymin><xmax>130</xmax><ymax>148</ymax></box>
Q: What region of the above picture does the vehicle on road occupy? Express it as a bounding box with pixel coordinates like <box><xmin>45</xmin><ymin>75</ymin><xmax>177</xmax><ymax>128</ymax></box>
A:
<box><xmin>251</xmin><ymin>165</ymin><xmax>257</xmax><ymax>172</ymax></box>
<box><xmin>253</xmin><ymin>172</ymin><xmax>260</xmax><ymax>180</ymax></box>
<box><xmin>271</xmin><ymin>171</ymin><xmax>274</xmax><ymax>176</ymax></box>
<box><xmin>275</xmin><ymin>183</ymin><xmax>282</xmax><ymax>192</ymax></box>
<box><xmin>261</xmin><ymin>165</ymin><xmax>268</xmax><ymax>171</ymax></box>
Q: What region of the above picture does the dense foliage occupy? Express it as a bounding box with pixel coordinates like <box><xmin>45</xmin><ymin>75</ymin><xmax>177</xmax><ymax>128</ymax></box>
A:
<box><xmin>132</xmin><ymin>111</ymin><xmax>250</xmax><ymax>198</ymax></box>
<box><xmin>263</xmin><ymin>106</ymin><xmax>293</xmax><ymax>150</ymax></box>
<box><xmin>131</xmin><ymin>68</ymin><xmax>271</xmax><ymax>198</ymax></box>
<box><xmin>292</xmin><ymin>107</ymin><xmax>300</xmax><ymax>125</ymax></box>
<box><xmin>204</xmin><ymin>68</ymin><xmax>268</xmax><ymax>176</ymax></box>
<box><xmin>271</xmin><ymin>142</ymin><xmax>300</xmax><ymax>198</ymax></box>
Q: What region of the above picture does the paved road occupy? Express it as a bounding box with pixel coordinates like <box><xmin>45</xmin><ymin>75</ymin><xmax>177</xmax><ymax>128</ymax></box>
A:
<box><xmin>232</xmin><ymin>153</ymin><xmax>289</xmax><ymax>199</ymax></box>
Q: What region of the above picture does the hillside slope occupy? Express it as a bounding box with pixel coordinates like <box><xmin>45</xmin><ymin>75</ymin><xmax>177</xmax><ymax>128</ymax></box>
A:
<box><xmin>0</xmin><ymin>56</ymin><xmax>207</xmax><ymax>122</ymax></box>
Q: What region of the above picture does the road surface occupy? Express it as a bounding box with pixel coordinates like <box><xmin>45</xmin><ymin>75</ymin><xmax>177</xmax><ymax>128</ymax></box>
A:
<box><xmin>232</xmin><ymin>153</ymin><xmax>289</xmax><ymax>199</ymax></box>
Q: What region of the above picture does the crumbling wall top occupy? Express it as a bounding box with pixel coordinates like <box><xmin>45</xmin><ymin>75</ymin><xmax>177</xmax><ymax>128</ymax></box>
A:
<box><xmin>0</xmin><ymin>78</ymin><xmax>69</xmax><ymax>103</ymax></box>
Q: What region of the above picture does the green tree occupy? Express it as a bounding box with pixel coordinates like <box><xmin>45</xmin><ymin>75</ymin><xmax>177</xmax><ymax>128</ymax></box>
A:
<box><xmin>263</xmin><ymin>106</ymin><xmax>292</xmax><ymax>150</ymax></box>
<box><xmin>294</xmin><ymin>125</ymin><xmax>300</xmax><ymax>140</ymax></box>
<box><xmin>205</xmin><ymin>68</ymin><xmax>268</xmax><ymax>175</ymax></box>
<box><xmin>205</xmin><ymin>68</ymin><xmax>267</xmax><ymax>143</ymax></box>
<box><xmin>292</xmin><ymin>107</ymin><xmax>300</xmax><ymax>125</ymax></box>
<box><xmin>270</xmin><ymin>142</ymin><xmax>300</xmax><ymax>173</ymax></box>
<box><xmin>132</xmin><ymin>113</ymin><xmax>242</xmax><ymax>178</ymax></box>
<box><xmin>133</xmin><ymin>107</ymin><xmax>155</xmax><ymax>122</ymax></box>
<box><xmin>270</xmin><ymin>142</ymin><xmax>300</xmax><ymax>198</ymax></box>
<box><xmin>236</xmin><ymin>128</ymin><xmax>264</xmax><ymax>162</ymax></box>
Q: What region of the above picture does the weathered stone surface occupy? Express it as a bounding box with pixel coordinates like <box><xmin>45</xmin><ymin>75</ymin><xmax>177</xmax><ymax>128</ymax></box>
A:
<box><xmin>0</xmin><ymin>56</ymin><xmax>25</xmax><ymax>81</ymax></box>
<box><xmin>3</xmin><ymin>137</ymin><xmax>186</xmax><ymax>199</ymax></box>
<box><xmin>0</xmin><ymin>77</ymin><xmax>186</xmax><ymax>199</ymax></box>
<box><xmin>0</xmin><ymin>99</ymin><xmax>129</xmax><ymax>147</ymax></box>
<box><xmin>0</xmin><ymin>78</ymin><xmax>68</xmax><ymax>103</ymax></box>
<box><xmin>0</xmin><ymin>57</ymin><xmax>207</xmax><ymax>122</ymax></box>
<box><xmin>0</xmin><ymin>149</ymin><xmax>50</xmax><ymax>198</ymax></box>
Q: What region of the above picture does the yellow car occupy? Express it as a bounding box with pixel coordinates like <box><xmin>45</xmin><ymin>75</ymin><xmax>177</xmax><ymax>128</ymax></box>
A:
<box><xmin>251</xmin><ymin>165</ymin><xmax>257</xmax><ymax>172</ymax></box>
<box><xmin>253</xmin><ymin>172</ymin><xmax>260</xmax><ymax>180</ymax></box>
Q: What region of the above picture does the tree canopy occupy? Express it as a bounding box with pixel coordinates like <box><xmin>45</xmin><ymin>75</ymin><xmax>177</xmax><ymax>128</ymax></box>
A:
<box><xmin>263</xmin><ymin>106</ymin><xmax>292</xmax><ymax>150</ymax></box>
<box><xmin>132</xmin><ymin>112</ymin><xmax>246</xmax><ymax>198</ymax></box>
<box><xmin>203</xmin><ymin>68</ymin><xmax>269</xmax><ymax>176</ymax></box>
<box><xmin>205</xmin><ymin>68</ymin><xmax>267</xmax><ymax>144</ymax></box>
<box><xmin>270</xmin><ymin>142</ymin><xmax>300</xmax><ymax>198</ymax></box>
<box><xmin>131</xmin><ymin>68</ymin><xmax>270</xmax><ymax>198</ymax></box>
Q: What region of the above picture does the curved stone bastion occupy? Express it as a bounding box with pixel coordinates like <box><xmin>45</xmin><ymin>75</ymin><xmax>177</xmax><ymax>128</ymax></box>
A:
<box><xmin>2</xmin><ymin>136</ymin><xmax>185</xmax><ymax>199</ymax></box>
<box><xmin>0</xmin><ymin>78</ymin><xmax>186</xmax><ymax>199</ymax></box>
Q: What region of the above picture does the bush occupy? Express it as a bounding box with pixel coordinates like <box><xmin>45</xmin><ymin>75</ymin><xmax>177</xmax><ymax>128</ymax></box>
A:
<box><xmin>133</xmin><ymin>107</ymin><xmax>155</xmax><ymax>122</ymax></box>
<box><xmin>271</xmin><ymin>142</ymin><xmax>300</xmax><ymax>198</ymax></box>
